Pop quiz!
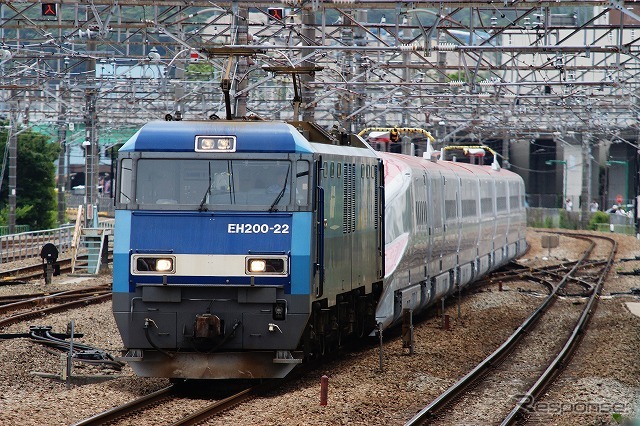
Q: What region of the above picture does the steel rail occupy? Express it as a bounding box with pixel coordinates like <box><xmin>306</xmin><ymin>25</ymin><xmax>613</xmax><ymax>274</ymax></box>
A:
<box><xmin>72</xmin><ymin>383</ymin><xmax>265</xmax><ymax>426</ymax></box>
<box><xmin>490</xmin><ymin>260</ymin><xmax>605</xmax><ymax>294</ymax></box>
<box><xmin>74</xmin><ymin>347</ymin><xmax>317</xmax><ymax>425</ymax></box>
<box><xmin>0</xmin><ymin>254</ymin><xmax>113</xmax><ymax>284</ymax></box>
<box><xmin>170</xmin><ymin>386</ymin><xmax>259</xmax><ymax>426</ymax></box>
<box><xmin>71</xmin><ymin>386</ymin><xmax>175</xmax><ymax>426</ymax></box>
<box><xmin>0</xmin><ymin>258</ymin><xmax>72</xmax><ymax>282</ymax></box>
<box><xmin>169</xmin><ymin>368</ymin><xmax>317</xmax><ymax>425</ymax></box>
<box><xmin>0</xmin><ymin>286</ymin><xmax>111</xmax><ymax>315</ymax></box>
<box><xmin>0</xmin><ymin>293</ymin><xmax>112</xmax><ymax>328</ymax></box>
<box><xmin>405</xmin><ymin>234</ymin><xmax>597</xmax><ymax>425</ymax></box>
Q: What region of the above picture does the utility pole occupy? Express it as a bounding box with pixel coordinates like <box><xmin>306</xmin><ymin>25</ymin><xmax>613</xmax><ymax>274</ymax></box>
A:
<box><xmin>172</xmin><ymin>9</ymin><xmax>186</xmax><ymax>120</ymax></box>
<box><xmin>84</xmin><ymin>40</ymin><xmax>98</xmax><ymax>228</ymax></box>
<box><xmin>8</xmin><ymin>109</ymin><xmax>17</xmax><ymax>233</ymax></box>
<box><xmin>339</xmin><ymin>13</ymin><xmax>353</xmax><ymax>132</ymax></box>
<box><xmin>502</xmin><ymin>128</ymin><xmax>510</xmax><ymax>169</ymax></box>
<box><xmin>301</xmin><ymin>7</ymin><xmax>317</xmax><ymax>123</ymax></box>
<box><xmin>354</xmin><ymin>9</ymin><xmax>367</xmax><ymax>131</ymax></box>
<box><xmin>635</xmin><ymin>144</ymin><xmax>640</xmax><ymax>238</ymax></box>
<box><xmin>235</xmin><ymin>7</ymin><xmax>248</xmax><ymax>117</ymax></box>
<box><xmin>57</xmin><ymin>81</ymin><xmax>68</xmax><ymax>225</ymax></box>
<box><xmin>581</xmin><ymin>133</ymin><xmax>592</xmax><ymax>229</ymax></box>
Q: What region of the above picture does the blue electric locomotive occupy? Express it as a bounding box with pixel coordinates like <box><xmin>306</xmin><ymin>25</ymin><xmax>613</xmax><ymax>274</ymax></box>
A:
<box><xmin>113</xmin><ymin>120</ymin><xmax>384</xmax><ymax>379</ymax></box>
<box><xmin>113</xmin><ymin>119</ymin><xmax>527</xmax><ymax>380</ymax></box>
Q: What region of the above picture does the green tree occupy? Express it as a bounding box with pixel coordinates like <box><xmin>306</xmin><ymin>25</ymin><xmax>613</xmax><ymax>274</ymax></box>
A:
<box><xmin>0</xmin><ymin>123</ymin><xmax>60</xmax><ymax>230</ymax></box>
<box><xmin>186</xmin><ymin>62</ymin><xmax>216</xmax><ymax>80</ymax></box>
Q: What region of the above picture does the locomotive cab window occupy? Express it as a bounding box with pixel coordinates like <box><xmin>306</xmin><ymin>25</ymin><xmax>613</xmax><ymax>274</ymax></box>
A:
<box><xmin>130</xmin><ymin>158</ymin><xmax>305</xmax><ymax>211</ymax></box>
<box><xmin>118</xmin><ymin>158</ymin><xmax>134</xmax><ymax>204</ymax></box>
<box><xmin>295</xmin><ymin>160</ymin><xmax>310</xmax><ymax>206</ymax></box>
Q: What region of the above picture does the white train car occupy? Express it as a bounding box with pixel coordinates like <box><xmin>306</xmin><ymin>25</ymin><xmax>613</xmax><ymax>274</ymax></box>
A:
<box><xmin>375</xmin><ymin>149</ymin><xmax>527</xmax><ymax>329</ymax></box>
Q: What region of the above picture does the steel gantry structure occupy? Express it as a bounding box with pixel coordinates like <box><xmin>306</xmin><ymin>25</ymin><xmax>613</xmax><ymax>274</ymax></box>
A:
<box><xmin>2</xmin><ymin>0</ymin><xmax>640</xmax><ymax>227</ymax></box>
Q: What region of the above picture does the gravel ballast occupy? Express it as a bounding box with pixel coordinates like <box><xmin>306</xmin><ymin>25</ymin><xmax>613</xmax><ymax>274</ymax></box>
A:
<box><xmin>0</xmin><ymin>229</ymin><xmax>638</xmax><ymax>425</ymax></box>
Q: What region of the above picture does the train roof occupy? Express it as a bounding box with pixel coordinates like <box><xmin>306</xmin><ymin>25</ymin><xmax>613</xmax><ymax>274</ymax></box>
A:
<box><xmin>379</xmin><ymin>151</ymin><xmax>523</xmax><ymax>185</ymax></box>
<box><xmin>119</xmin><ymin>120</ymin><xmax>316</xmax><ymax>153</ymax></box>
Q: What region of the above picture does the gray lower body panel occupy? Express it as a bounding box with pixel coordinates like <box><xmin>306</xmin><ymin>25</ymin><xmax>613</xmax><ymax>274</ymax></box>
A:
<box><xmin>119</xmin><ymin>350</ymin><xmax>303</xmax><ymax>380</ymax></box>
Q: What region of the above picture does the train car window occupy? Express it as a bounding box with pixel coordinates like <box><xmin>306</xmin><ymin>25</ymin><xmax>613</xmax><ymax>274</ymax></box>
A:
<box><xmin>430</xmin><ymin>176</ymin><xmax>444</xmax><ymax>227</ymax></box>
<box><xmin>330</xmin><ymin>162</ymin><xmax>334</xmax><ymax>178</ymax></box>
<box><xmin>508</xmin><ymin>180</ymin><xmax>522</xmax><ymax>210</ymax></box>
<box><xmin>461</xmin><ymin>200</ymin><xmax>476</xmax><ymax>217</ymax></box>
<box><xmin>337</xmin><ymin>163</ymin><xmax>342</xmax><ymax>178</ymax></box>
<box><xmin>296</xmin><ymin>160</ymin><xmax>310</xmax><ymax>206</ymax></box>
<box><xmin>496</xmin><ymin>196</ymin><xmax>508</xmax><ymax>211</ymax></box>
<box><xmin>322</xmin><ymin>161</ymin><xmax>328</xmax><ymax>178</ymax></box>
<box><xmin>443</xmin><ymin>176</ymin><xmax>458</xmax><ymax>219</ymax></box>
<box><xmin>361</xmin><ymin>164</ymin><xmax>365</xmax><ymax>179</ymax></box>
<box><xmin>481</xmin><ymin>197</ymin><xmax>493</xmax><ymax>214</ymax></box>
<box><xmin>119</xmin><ymin>159</ymin><xmax>133</xmax><ymax>204</ymax></box>
<box><xmin>509</xmin><ymin>195</ymin><xmax>520</xmax><ymax>210</ymax></box>
<box><xmin>445</xmin><ymin>199</ymin><xmax>457</xmax><ymax>217</ymax></box>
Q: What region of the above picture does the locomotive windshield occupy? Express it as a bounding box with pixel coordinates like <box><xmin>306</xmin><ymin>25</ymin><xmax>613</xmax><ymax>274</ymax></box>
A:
<box><xmin>125</xmin><ymin>158</ymin><xmax>310</xmax><ymax>210</ymax></box>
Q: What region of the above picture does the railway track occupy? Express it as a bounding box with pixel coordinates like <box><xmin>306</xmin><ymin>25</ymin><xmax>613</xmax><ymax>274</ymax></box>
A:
<box><xmin>406</xmin><ymin>232</ymin><xmax>616</xmax><ymax>426</ymax></box>
<box><xmin>0</xmin><ymin>253</ymin><xmax>113</xmax><ymax>284</ymax></box>
<box><xmin>489</xmin><ymin>257</ymin><xmax>608</xmax><ymax>296</ymax></box>
<box><xmin>1</xmin><ymin>257</ymin><xmax>76</xmax><ymax>283</ymax></box>
<box><xmin>0</xmin><ymin>286</ymin><xmax>111</xmax><ymax>308</ymax></box>
<box><xmin>72</xmin><ymin>381</ymin><xmax>276</xmax><ymax>426</ymax></box>
<box><xmin>0</xmin><ymin>285</ymin><xmax>112</xmax><ymax>328</ymax></box>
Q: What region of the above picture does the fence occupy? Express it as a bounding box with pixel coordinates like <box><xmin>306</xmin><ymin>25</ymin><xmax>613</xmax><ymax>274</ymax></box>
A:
<box><xmin>0</xmin><ymin>219</ymin><xmax>114</xmax><ymax>264</ymax></box>
<box><xmin>526</xmin><ymin>194</ymin><xmax>566</xmax><ymax>209</ymax></box>
<box><xmin>527</xmin><ymin>207</ymin><xmax>636</xmax><ymax>234</ymax></box>
<box><xmin>0</xmin><ymin>225</ymin><xmax>30</xmax><ymax>236</ymax></box>
<box><xmin>594</xmin><ymin>223</ymin><xmax>636</xmax><ymax>235</ymax></box>
<box><xmin>0</xmin><ymin>226</ymin><xmax>74</xmax><ymax>264</ymax></box>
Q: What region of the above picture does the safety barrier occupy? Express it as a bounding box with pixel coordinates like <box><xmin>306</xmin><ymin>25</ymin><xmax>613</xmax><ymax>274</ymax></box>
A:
<box><xmin>0</xmin><ymin>225</ymin><xmax>30</xmax><ymax>236</ymax></box>
<box><xmin>0</xmin><ymin>219</ymin><xmax>114</xmax><ymax>264</ymax></box>
<box><xmin>0</xmin><ymin>226</ymin><xmax>74</xmax><ymax>264</ymax></box>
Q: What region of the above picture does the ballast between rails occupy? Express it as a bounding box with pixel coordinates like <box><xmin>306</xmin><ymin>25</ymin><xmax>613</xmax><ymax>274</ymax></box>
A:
<box><xmin>405</xmin><ymin>233</ymin><xmax>617</xmax><ymax>426</ymax></box>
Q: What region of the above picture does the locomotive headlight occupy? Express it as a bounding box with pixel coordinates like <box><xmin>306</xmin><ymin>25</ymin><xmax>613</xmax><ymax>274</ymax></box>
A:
<box><xmin>246</xmin><ymin>257</ymin><xmax>287</xmax><ymax>275</ymax></box>
<box><xmin>133</xmin><ymin>255</ymin><xmax>176</xmax><ymax>274</ymax></box>
<box><xmin>155</xmin><ymin>258</ymin><xmax>173</xmax><ymax>272</ymax></box>
<box><xmin>195</xmin><ymin>135</ymin><xmax>236</xmax><ymax>152</ymax></box>
<box><xmin>216</xmin><ymin>138</ymin><xmax>231</xmax><ymax>150</ymax></box>
<box><xmin>199</xmin><ymin>138</ymin><xmax>215</xmax><ymax>150</ymax></box>
<box><xmin>248</xmin><ymin>259</ymin><xmax>267</xmax><ymax>273</ymax></box>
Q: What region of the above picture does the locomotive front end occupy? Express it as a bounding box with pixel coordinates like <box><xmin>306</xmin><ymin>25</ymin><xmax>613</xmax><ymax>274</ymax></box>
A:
<box><xmin>112</xmin><ymin>121</ymin><xmax>315</xmax><ymax>379</ymax></box>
